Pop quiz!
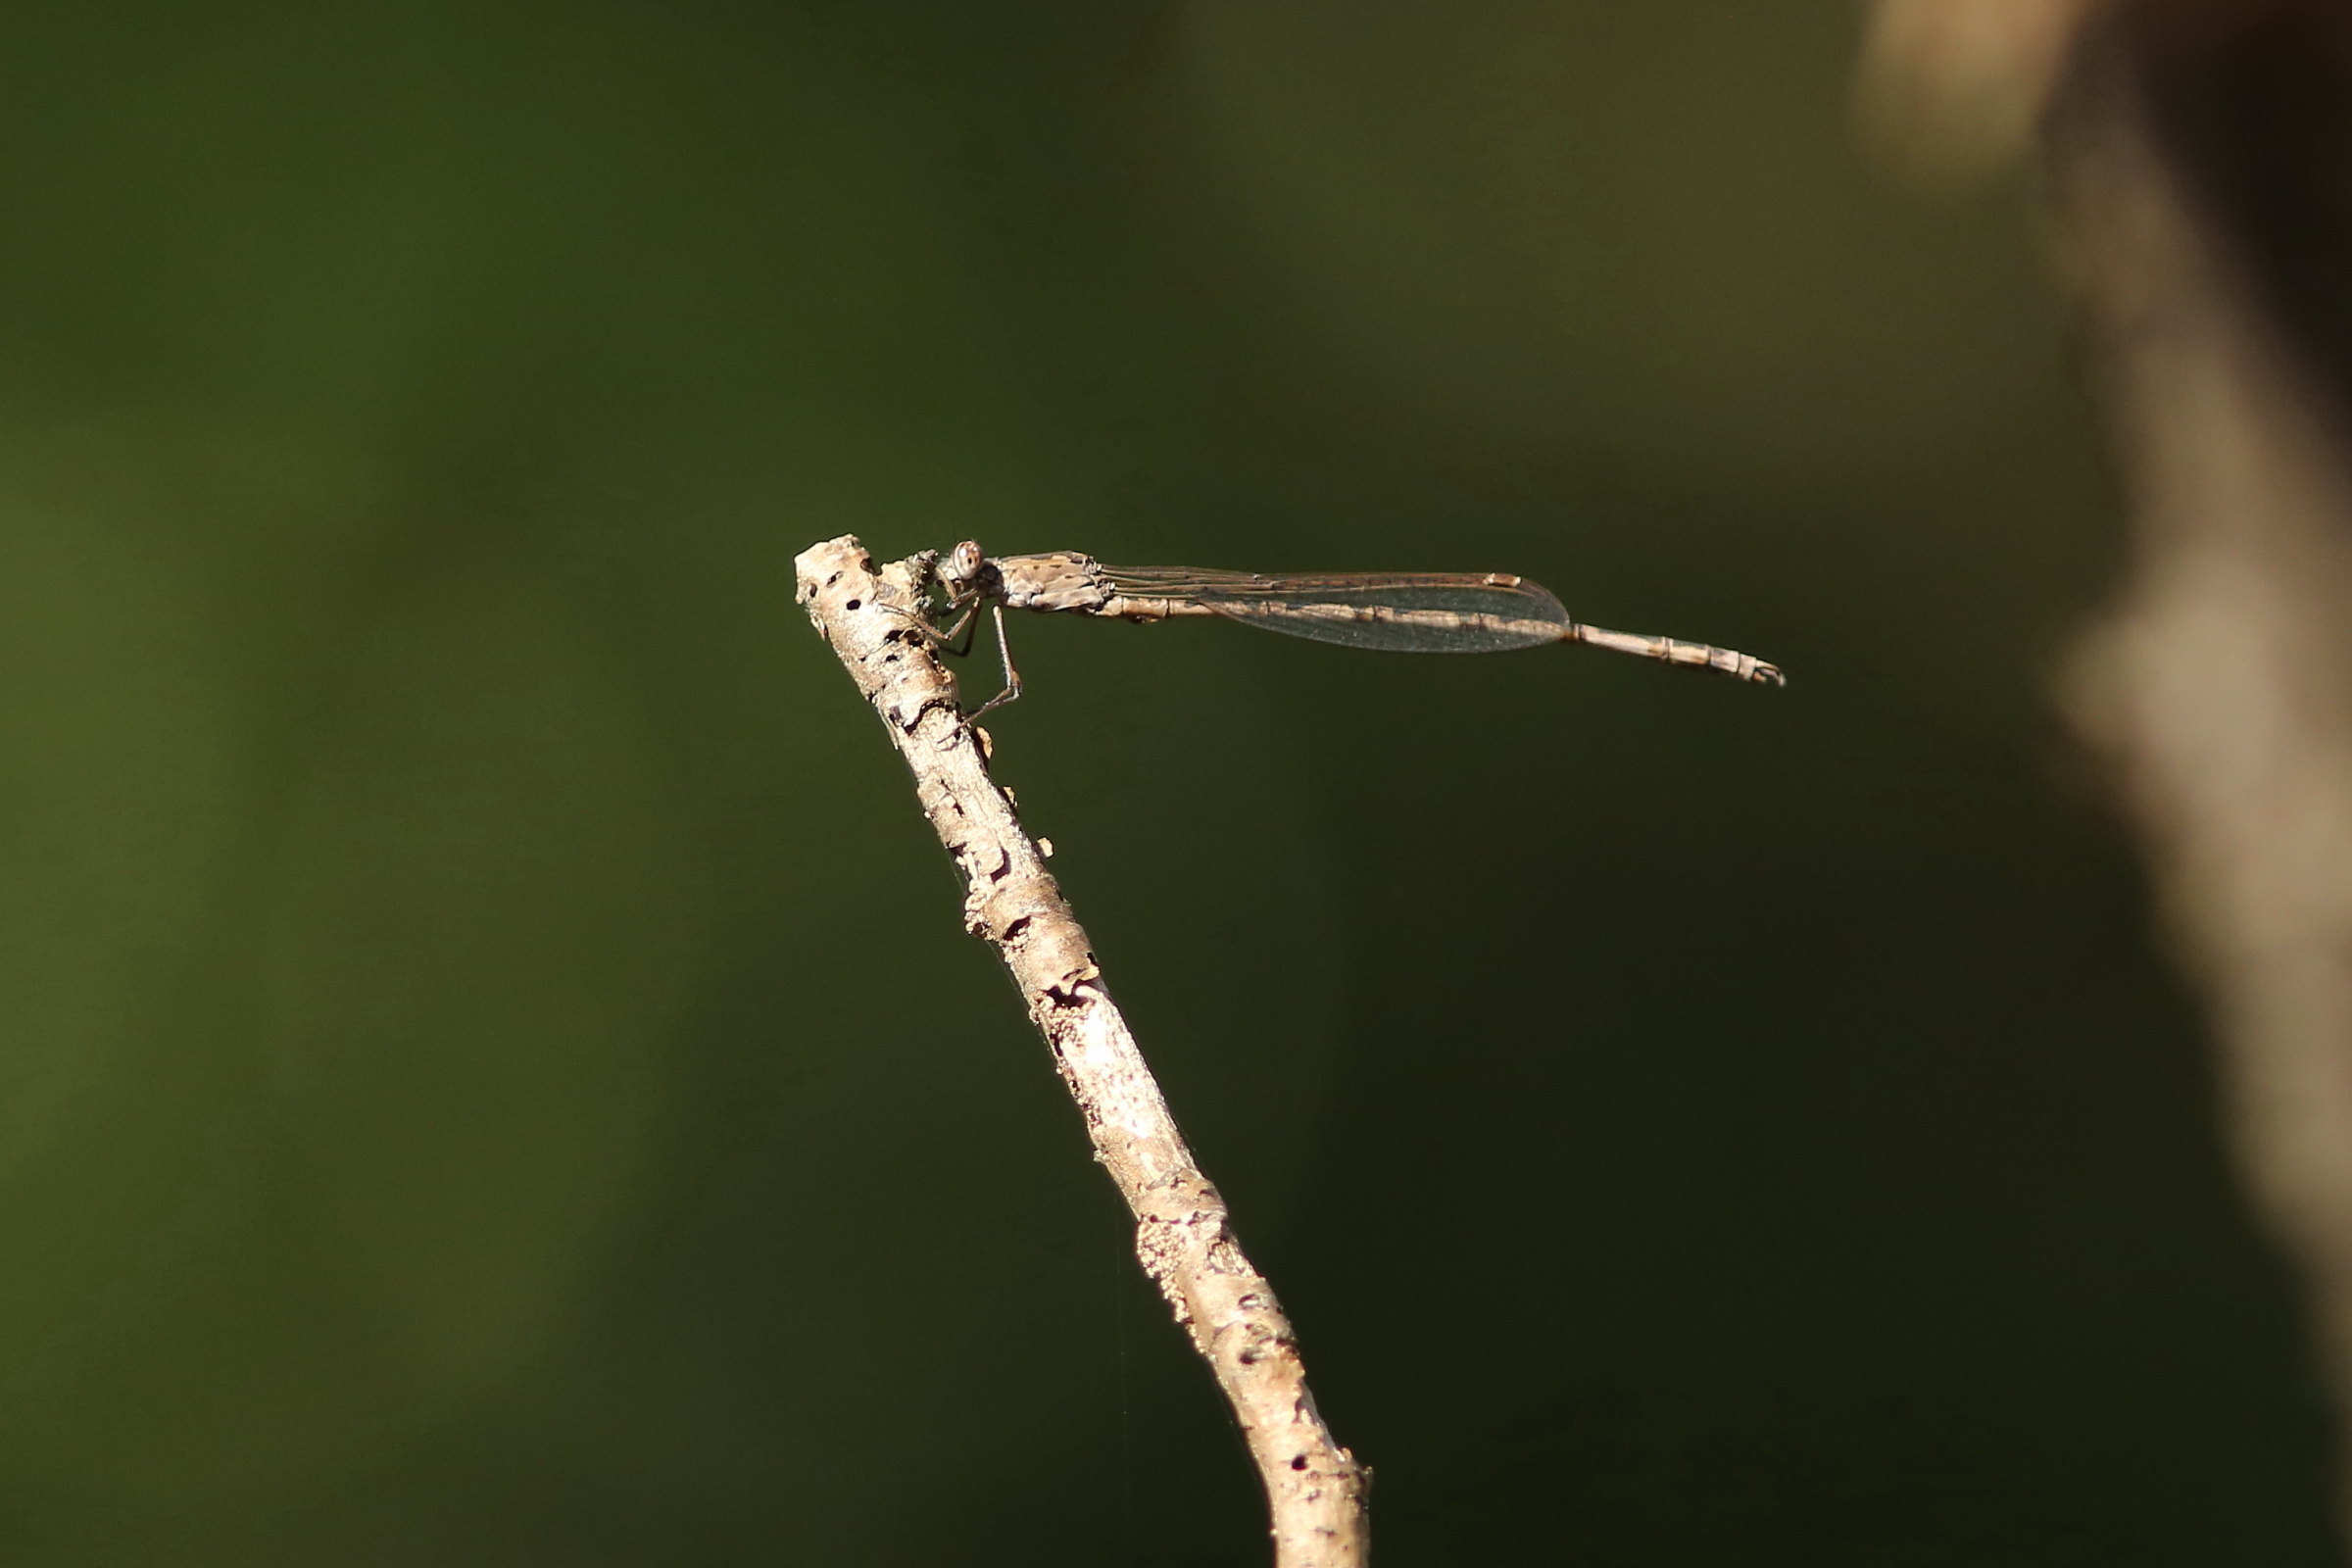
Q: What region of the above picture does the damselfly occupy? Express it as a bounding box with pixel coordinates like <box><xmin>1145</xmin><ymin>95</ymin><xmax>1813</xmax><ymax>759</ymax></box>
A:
<box><xmin>917</xmin><ymin>540</ymin><xmax>1784</xmax><ymax>716</ymax></box>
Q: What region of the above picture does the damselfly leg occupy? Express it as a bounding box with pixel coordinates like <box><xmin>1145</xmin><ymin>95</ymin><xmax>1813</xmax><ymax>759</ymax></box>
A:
<box><xmin>881</xmin><ymin>577</ymin><xmax>982</xmax><ymax>657</ymax></box>
<box><xmin>963</xmin><ymin>604</ymin><xmax>1023</xmax><ymax>719</ymax></box>
<box><xmin>885</xmin><ymin>553</ymin><xmax>1024</xmax><ymax>719</ymax></box>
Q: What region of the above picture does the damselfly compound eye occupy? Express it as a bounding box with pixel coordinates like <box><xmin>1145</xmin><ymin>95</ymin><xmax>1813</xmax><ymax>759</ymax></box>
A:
<box><xmin>948</xmin><ymin>540</ymin><xmax>985</xmax><ymax>584</ymax></box>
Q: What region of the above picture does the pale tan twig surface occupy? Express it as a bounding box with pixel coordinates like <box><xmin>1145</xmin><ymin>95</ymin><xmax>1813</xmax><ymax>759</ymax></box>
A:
<box><xmin>795</xmin><ymin>534</ymin><xmax>1369</xmax><ymax>1568</ymax></box>
<box><xmin>1868</xmin><ymin>0</ymin><xmax>2352</xmax><ymax>1528</ymax></box>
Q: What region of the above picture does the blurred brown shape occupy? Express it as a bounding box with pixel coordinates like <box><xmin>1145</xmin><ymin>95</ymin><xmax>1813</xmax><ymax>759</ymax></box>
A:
<box><xmin>1856</xmin><ymin>0</ymin><xmax>2331</xmax><ymax>181</ymax></box>
<box><xmin>1856</xmin><ymin>0</ymin><xmax>2116</xmax><ymax>182</ymax></box>
<box><xmin>1875</xmin><ymin>0</ymin><xmax>2352</xmax><ymax>1529</ymax></box>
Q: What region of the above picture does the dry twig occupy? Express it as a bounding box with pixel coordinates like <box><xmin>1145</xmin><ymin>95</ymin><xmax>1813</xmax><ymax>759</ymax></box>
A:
<box><xmin>795</xmin><ymin>534</ymin><xmax>1369</xmax><ymax>1567</ymax></box>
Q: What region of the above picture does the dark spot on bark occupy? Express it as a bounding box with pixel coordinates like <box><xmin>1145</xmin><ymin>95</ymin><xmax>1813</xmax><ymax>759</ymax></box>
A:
<box><xmin>1003</xmin><ymin>915</ymin><xmax>1032</xmax><ymax>942</ymax></box>
<box><xmin>846</xmin><ymin>597</ymin><xmax>861</xmax><ymax>611</ymax></box>
<box><xmin>824</xmin><ymin>570</ymin><xmax>843</xmax><ymax>587</ymax></box>
<box><xmin>1292</xmin><ymin>1455</ymin><xmax>1309</xmax><ymax>1471</ymax></box>
<box><xmin>905</xmin><ymin>695</ymin><xmax>959</xmax><ymax>730</ymax></box>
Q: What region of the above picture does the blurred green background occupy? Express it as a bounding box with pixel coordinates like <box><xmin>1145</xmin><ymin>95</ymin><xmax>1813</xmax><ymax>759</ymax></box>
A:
<box><xmin>0</xmin><ymin>1</ymin><xmax>2335</xmax><ymax>1563</ymax></box>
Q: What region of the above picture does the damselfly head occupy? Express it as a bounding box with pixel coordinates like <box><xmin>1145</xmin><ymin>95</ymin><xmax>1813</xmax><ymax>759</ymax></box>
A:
<box><xmin>941</xmin><ymin>539</ymin><xmax>987</xmax><ymax>589</ymax></box>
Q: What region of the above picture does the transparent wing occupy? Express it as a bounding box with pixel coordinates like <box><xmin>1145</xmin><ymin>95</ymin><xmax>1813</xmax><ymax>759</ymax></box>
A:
<box><xmin>1100</xmin><ymin>564</ymin><xmax>1573</xmax><ymax>654</ymax></box>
